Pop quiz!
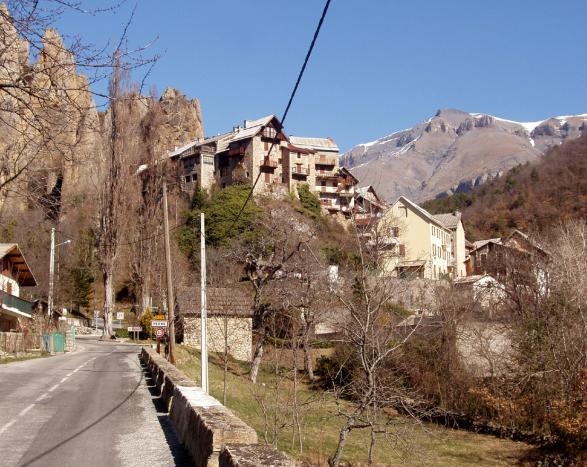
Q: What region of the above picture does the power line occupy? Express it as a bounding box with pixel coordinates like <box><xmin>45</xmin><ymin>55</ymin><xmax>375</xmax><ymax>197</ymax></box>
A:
<box><xmin>226</xmin><ymin>0</ymin><xmax>332</xmax><ymax>234</ymax></box>
<box><xmin>116</xmin><ymin>0</ymin><xmax>332</xmax><ymax>250</ymax></box>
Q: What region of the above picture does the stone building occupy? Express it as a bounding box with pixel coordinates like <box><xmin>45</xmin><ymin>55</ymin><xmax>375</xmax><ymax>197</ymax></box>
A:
<box><xmin>168</xmin><ymin>114</ymin><xmax>361</xmax><ymax>218</ymax></box>
<box><xmin>176</xmin><ymin>286</ymin><xmax>254</xmax><ymax>362</ymax></box>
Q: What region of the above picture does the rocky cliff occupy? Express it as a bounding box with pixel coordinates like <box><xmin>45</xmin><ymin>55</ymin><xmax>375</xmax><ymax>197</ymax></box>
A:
<box><xmin>0</xmin><ymin>7</ymin><xmax>203</xmax><ymax>221</ymax></box>
<box><xmin>342</xmin><ymin>108</ymin><xmax>587</xmax><ymax>202</ymax></box>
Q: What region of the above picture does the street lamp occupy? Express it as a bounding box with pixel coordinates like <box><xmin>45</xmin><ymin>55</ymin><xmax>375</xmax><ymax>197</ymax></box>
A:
<box><xmin>48</xmin><ymin>227</ymin><xmax>71</xmax><ymax>319</ymax></box>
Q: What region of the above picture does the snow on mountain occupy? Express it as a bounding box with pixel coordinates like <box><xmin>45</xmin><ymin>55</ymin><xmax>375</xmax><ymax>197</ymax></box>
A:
<box><xmin>342</xmin><ymin>109</ymin><xmax>587</xmax><ymax>203</ymax></box>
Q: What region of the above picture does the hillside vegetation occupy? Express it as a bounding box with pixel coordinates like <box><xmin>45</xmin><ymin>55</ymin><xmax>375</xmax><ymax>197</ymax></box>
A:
<box><xmin>423</xmin><ymin>133</ymin><xmax>587</xmax><ymax>240</ymax></box>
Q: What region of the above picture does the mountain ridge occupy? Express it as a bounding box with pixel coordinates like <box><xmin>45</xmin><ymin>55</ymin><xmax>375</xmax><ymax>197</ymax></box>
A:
<box><xmin>341</xmin><ymin>109</ymin><xmax>587</xmax><ymax>202</ymax></box>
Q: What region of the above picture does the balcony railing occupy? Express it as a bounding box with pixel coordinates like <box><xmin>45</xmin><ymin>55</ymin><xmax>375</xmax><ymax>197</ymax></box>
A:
<box><xmin>260</xmin><ymin>157</ymin><xmax>278</xmax><ymax>168</ymax></box>
<box><xmin>316</xmin><ymin>155</ymin><xmax>337</xmax><ymax>166</ymax></box>
<box><xmin>317</xmin><ymin>186</ymin><xmax>338</xmax><ymax>193</ymax></box>
<box><xmin>291</xmin><ymin>166</ymin><xmax>309</xmax><ymax>176</ymax></box>
<box><xmin>0</xmin><ymin>291</ymin><xmax>33</xmax><ymax>316</ymax></box>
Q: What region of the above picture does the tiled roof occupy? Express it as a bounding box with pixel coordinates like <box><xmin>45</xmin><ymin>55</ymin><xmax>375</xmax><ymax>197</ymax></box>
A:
<box><xmin>175</xmin><ymin>285</ymin><xmax>254</xmax><ymax>317</ymax></box>
<box><xmin>433</xmin><ymin>212</ymin><xmax>461</xmax><ymax>230</ymax></box>
<box><xmin>289</xmin><ymin>136</ymin><xmax>339</xmax><ymax>152</ymax></box>
<box><xmin>243</xmin><ymin>115</ymin><xmax>275</xmax><ymax>129</ymax></box>
<box><xmin>472</xmin><ymin>238</ymin><xmax>502</xmax><ymax>250</ymax></box>
<box><xmin>396</xmin><ymin>196</ymin><xmax>449</xmax><ymax>231</ymax></box>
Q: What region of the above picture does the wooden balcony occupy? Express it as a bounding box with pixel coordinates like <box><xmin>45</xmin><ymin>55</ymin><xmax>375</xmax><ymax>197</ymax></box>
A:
<box><xmin>315</xmin><ymin>171</ymin><xmax>337</xmax><ymax>180</ymax></box>
<box><xmin>291</xmin><ymin>166</ymin><xmax>309</xmax><ymax>176</ymax></box>
<box><xmin>316</xmin><ymin>155</ymin><xmax>337</xmax><ymax>166</ymax></box>
<box><xmin>260</xmin><ymin>157</ymin><xmax>278</xmax><ymax>168</ymax></box>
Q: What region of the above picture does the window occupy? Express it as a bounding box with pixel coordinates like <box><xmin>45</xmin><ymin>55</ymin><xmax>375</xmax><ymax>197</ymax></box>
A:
<box><xmin>399</xmin><ymin>244</ymin><xmax>406</xmax><ymax>257</ymax></box>
<box><xmin>391</xmin><ymin>227</ymin><xmax>399</xmax><ymax>237</ymax></box>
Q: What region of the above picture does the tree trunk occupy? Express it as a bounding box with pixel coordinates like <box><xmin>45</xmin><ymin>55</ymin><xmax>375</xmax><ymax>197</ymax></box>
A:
<box><xmin>102</xmin><ymin>269</ymin><xmax>114</xmax><ymax>337</ymax></box>
<box><xmin>329</xmin><ymin>418</ymin><xmax>353</xmax><ymax>467</ymax></box>
<box><xmin>249</xmin><ymin>330</ymin><xmax>266</xmax><ymax>384</ymax></box>
<box><xmin>302</xmin><ymin>328</ymin><xmax>315</xmax><ymax>381</ymax></box>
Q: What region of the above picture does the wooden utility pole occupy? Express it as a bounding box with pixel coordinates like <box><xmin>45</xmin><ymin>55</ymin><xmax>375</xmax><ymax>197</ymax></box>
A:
<box><xmin>162</xmin><ymin>181</ymin><xmax>176</xmax><ymax>364</ymax></box>
<box><xmin>201</xmin><ymin>212</ymin><xmax>209</xmax><ymax>393</ymax></box>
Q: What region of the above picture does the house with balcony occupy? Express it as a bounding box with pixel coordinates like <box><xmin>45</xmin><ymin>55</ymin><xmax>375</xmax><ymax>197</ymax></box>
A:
<box><xmin>169</xmin><ymin>115</ymin><xmax>362</xmax><ymax>218</ymax></box>
<box><xmin>170</xmin><ymin>115</ymin><xmax>288</xmax><ymax>195</ymax></box>
<box><xmin>353</xmin><ymin>186</ymin><xmax>387</xmax><ymax>234</ymax></box>
<box><xmin>377</xmin><ymin>197</ymin><xmax>455</xmax><ymax>279</ymax></box>
<box><xmin>0</xmin><ymin>244</ymin><xmax>37</xmax><ymax>332</ymax></box>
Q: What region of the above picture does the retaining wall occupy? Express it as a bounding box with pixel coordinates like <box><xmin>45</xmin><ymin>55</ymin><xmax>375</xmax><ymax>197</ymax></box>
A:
<box><xmin>140</xmin><ymin>346</ymin><xmax>293</xmax><ymax>467</ymax></box>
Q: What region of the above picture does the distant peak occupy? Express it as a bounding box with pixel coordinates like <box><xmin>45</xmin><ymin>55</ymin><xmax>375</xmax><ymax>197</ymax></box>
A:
<box><xmin>434</xmin><ymin>108</ymin><xmax>468</xmax><ymax>118</ymax></box>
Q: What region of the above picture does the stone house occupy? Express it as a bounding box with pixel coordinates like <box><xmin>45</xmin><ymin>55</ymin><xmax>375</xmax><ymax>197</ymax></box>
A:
<box><xmin>466</xmin><ymin>229</ymin><xmax>548</xmax><ymax>280</ymax></box>
<box><xmin>169</xmin><ymin>114</ymin><xmax>359</xmax><ymax>218</ymax></box>
<box><xmin>0</xmin><ymin>244</ymin><xmax>37</xmax><ymax>332</ymax></box>
<box><xmin>176</xmin><ymin>286</ymin><xmax>254</xmax><ymax>362</ymax></box>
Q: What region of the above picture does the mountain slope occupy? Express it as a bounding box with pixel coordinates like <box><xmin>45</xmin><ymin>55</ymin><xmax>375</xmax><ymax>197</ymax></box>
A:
<box><xmin>342</xmin><ymin>109</ymin><xmax>587</xmax><ymax>202</ymax></box>
<box><xmin>422</xmin><ymin>132</ymin><xmax>587</xmax><ymax>240</ymax></box>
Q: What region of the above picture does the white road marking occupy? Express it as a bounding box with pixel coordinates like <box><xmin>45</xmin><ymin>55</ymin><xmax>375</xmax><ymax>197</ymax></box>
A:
<box><xmin>0</xmin><ymin>419</ymin><xmax>16</xmax><ymax>436</ymax></box>
<box><xmin>18</xmin><ymin>404</ymin><xmax>35</xmax><ymax>416</ymax></box>
<box><xmin>48</xmin><ymin>384</ymin><xmax>59</xmax><ymax>392</ymax></box>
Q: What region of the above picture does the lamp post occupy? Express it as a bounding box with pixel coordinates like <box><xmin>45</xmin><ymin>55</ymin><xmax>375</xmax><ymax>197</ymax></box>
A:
<box><xmin>48</xmin><ymin>227</ymin><xmax>71</xmax><ymax>319</ymax></box>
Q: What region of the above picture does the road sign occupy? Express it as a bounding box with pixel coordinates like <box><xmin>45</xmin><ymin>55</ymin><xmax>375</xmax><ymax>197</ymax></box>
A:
<box><xmin>127</xmin><ymin>326</ymin><xmax>142</xmax><ymax>332</ymax></box>
<box><xmin>155</xmin><ymin>328</ymin><xmax>164</xmax><ymax>338</ymax></box>
<box><xmin>151</xmin><ymin>320</ymin><xmax>168</xmax><ymax>328</ymax></box>
<box><xmin>154</xmin><ymin>314</ymin><xmax>165</xmax><ymax>320</ymax></box>
<box><xmin>116</xmin><ymin>312</ymin><xmax>124</xmax><ymax>320</ymax></box>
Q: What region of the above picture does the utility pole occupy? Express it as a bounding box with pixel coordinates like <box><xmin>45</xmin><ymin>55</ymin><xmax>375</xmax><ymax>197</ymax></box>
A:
<box><xmin>48</xmin><ymin>227</ymin><xmax>55</xmax><ymax>319</ymax></box>
<box><xmin>201</xmin><ymin>212</ymin><xmax>209</xmax><ymax>393</ymax></box>
<box><xmin>162</xmin><ymin>181</ymin><xmax>176</xmax><ymax>364</ymax></box>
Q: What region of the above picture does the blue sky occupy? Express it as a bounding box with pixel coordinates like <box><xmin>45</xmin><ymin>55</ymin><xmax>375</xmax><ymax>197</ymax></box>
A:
<box><xmin>55</xmin><ymin>1</ymin><xmax>587</xmax><ymax>153</ymax></box>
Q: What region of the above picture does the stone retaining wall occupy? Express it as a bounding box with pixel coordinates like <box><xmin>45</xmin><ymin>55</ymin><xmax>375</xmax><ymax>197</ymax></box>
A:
<box><xmin>140</xmin><ymin>346</ymin><xmax>292</xmax><ymax>466</ymax></box>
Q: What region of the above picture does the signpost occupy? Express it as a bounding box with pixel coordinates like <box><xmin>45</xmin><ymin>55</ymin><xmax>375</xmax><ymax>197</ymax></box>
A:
<box><xmin>151</xmin><ymin>320</ymin><xmax>168</xmax><ymax>328</ymax></box>
<box><xmin>151</xmin><ymin>319</ymin><xmax>168</xmax><ymax>354</ymax></box>
<box><xmin>127</xmin><ymin>326</ymin><xmax>142</xmax><ymax>340</ymax></box>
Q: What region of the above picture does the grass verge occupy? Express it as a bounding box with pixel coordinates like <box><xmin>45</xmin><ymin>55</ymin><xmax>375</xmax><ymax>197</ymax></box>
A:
<box><xmin>174</xmin><ymin>345</ymin><xmax>532</xmax><ymax>466</ymax></box>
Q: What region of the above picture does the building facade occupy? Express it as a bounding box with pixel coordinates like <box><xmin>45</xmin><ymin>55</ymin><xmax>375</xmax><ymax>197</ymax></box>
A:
<box><xmin>169</xmin><ymin>115</ymin><xmax>359</xmax><ymax>217</ymax></box>
<box><xmin>377</xmin><ymin>197</ymin><xmax>454</xmax><ymax>279</ymax></box>
<box><xmin>0</xmin><ymin>244</ymin><xmax>37</xmax><ymax>332</ymax></box>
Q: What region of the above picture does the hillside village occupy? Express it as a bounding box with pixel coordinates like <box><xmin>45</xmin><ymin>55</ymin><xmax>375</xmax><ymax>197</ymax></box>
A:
<box><xmin>0</xmin><ymin>3</ymin><xmax>585</xmax><ymax>464</ymax></box>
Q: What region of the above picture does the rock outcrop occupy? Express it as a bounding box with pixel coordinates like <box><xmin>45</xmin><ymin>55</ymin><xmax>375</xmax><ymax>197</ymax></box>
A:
<box><xmin>0</xmin><ymin>7</ymin><xmax>203</xmax><ymax>222</ymax></box>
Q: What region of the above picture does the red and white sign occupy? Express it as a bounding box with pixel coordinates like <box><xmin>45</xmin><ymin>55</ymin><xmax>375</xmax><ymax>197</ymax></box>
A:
<box><xmin>155</xmin><ymin>328</ymin><xmax>164</xmax><ymax>338</ymax></box>
<box><xmin>151</xmin><ymin>320</ymin><xmax>168</xmax><ymax>328</ymax></box>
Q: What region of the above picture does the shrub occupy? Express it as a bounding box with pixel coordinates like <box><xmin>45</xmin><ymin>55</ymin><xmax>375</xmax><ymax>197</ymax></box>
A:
<box><xmin>297</xmin><ymin>183</ymin><xmax>321</xmax><ymax>219</ymax></box>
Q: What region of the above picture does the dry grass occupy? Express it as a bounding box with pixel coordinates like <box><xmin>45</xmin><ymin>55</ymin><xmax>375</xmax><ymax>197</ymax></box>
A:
<box><xmin>175</xmin><ymin>345</ymin><xmax>531</xmax><ymax>466</ymax></box>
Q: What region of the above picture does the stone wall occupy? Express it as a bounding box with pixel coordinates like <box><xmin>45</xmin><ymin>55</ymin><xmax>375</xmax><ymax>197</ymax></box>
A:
<box><xmin>140</xmin><ymin>346</ymin><xmax>291</xmax><ymax>466</ymax></box>
<box><xmin>183</xmin><ymin>316</ymin><xmax>252</xmax><ymax>362</ymax></box>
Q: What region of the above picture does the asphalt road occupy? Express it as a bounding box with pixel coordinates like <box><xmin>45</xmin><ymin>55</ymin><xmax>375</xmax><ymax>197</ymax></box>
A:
<box><xmin>0</xmin><ymin>336</ymin><xmax>192</xmax><ymax>467</ymax></box>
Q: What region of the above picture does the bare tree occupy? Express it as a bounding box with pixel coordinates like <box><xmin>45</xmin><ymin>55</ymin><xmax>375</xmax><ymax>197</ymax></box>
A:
<box><xmin>235</xmin><ymin>204</ymin><xmax>315</xmax><ymax>384</ymax></box>
<box><xmin>327</xmin><ymin>223</ymin><xmax>424</xmax><ymax>467</ymax></box>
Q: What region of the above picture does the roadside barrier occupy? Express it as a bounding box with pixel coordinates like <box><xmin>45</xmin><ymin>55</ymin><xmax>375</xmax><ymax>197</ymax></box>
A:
<box><xmin>140</xmin><ymin>346</ymin><xmax>293</xmax><ymax>466</ymax></box>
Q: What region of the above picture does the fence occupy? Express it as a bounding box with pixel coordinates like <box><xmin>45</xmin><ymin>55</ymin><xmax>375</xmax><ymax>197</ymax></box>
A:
<box><xmin>0</xmin><ymin>332</ymin><xmax>41</xmax><ymax>354</ymax></box>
